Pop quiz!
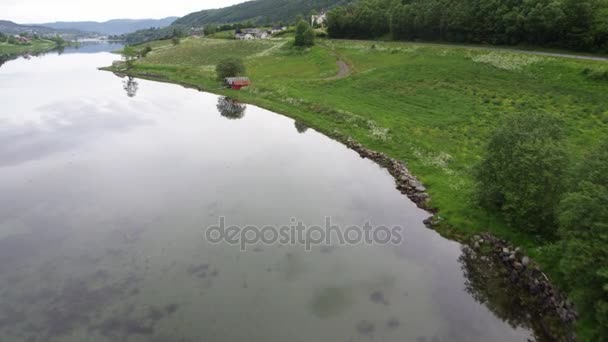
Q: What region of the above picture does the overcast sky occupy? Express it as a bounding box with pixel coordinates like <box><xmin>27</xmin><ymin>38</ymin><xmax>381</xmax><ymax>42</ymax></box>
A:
<box><xmin>2</xmin><ymin>0</ymin><xmax>247</xmax><ymax>24</ymax></box>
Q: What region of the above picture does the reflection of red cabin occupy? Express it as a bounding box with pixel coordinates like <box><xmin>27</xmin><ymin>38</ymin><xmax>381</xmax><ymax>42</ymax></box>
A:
<box><xmin>224</xmin><ymin>77</ymin><xmax>251</xmax><ymax>90</ymax></box>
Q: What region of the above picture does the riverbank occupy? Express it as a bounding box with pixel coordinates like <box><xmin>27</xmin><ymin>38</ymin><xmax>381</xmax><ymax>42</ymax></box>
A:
<box><xmin>0</xmin><ymin>39</ymin><xmax>58</xmax><ymax>60</ymax></box>
<box><xmin>102</xmin><ymin>37</ymin><xmax>608</xmax><ymax>339</ymax></box>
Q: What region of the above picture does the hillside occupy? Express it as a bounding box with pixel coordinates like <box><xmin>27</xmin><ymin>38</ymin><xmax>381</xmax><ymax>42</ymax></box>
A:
<box><xmin>0</xmin><ymin>20</ymin><xmax>74</xmax><ymax>35</ymax></box>
<box><xmin>37</xmin><ymin>17</ymin><xmax>178</xmax><ymax>35</ymax></box>
<box><xmin>174</xmin><ymin>0</ymin><xmax>348</xmax><ymax>26</ymax></box>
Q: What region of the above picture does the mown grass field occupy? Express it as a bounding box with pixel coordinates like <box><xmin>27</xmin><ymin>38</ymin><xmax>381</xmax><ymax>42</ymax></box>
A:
<box><xmin>0</xmin><ymin>39</ymin><xmax>57</xmax><ymax>58</ymax></box>
<box><xmin>111</xmin><ymin>35</ymin><xmax>608</xmax><ymax>338</ymax></box>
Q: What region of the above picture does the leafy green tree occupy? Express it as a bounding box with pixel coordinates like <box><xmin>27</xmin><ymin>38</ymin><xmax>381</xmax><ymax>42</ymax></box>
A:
<box><xmin>294</xmin><ymin>19</ymin><xmax>315</xmax><ymax>47</ymax></box>
<box><xmin>216</xmin><ymin>58</ymin><xmax>246</xmax><ymax>81</ymax></box>
<box><xmin>121</xmin><ymin>46</ymin><xmax>138</xmax><ymax>69</ymax></box>
<box><xmin>475</xmin><ymin>113</ymin><xmax>567</xmax><ymax>235</ymax></box>
<box><xmin>556</xmin><ymin>139</ymin><xmax>608</xmax><ymax>340</ymax></box>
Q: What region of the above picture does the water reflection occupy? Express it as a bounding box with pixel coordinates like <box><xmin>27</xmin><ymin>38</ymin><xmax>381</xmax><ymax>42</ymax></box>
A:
<box><xmin>0</xmin><ymin>57</ymin><xmax>8</xmax><ymax>69</ymax></box>
<box><xmin>216</xmin><ymin>96</ymin><xmax>246</xmax><ymax>120</ymax></box>
<box><xmin>459</xmin><ymin>248</ymin><xmax>568</xmax><ymax>341</ymax></box>
<box><xmin>123</xmin><ymin>77</ymin><xmax>139</xmax><ymax>98</ymax></box>
<box><xmin>0</xmin><ymin>48</ymin><xmax>537</xmax><ymax>342</ymax></box>
<box><xmin>294</xmin><ymin>120</ymin><xmax>309</xmax><ymax>134</ymax></box>
<box><xmin>0</xmin><ymin>102</ymin><xmax>147</xmax><ymax>167</ymax></box>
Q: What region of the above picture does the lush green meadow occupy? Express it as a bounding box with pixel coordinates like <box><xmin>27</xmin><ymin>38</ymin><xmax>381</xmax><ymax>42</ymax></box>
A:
<box><xmin>108</xmin><ymin>38</ymin><xmax>608</xmax><ymax>336</ymax></box>
<box><xmin>0</xmin><ymin>39</ymin><xmax>58</xmax><ymax>58</ymax></box>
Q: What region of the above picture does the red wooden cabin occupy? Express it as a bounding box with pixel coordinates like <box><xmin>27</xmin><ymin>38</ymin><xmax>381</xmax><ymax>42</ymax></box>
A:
<box><xmin>224</xmin><ymin>77</ymin><xmax>251</xmax><ymax>90</ymax></box>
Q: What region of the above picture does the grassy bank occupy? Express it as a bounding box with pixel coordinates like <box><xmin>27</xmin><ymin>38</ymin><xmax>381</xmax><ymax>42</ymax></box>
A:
<box><xmin>104</xmin><ymin>37</ymin><xmax>608</xmax><ymax>337</ymax></box>
<box><xmin>0</xmin><ymin>39</ymin><xmax>58</xmax><ymax>59</ymax></box>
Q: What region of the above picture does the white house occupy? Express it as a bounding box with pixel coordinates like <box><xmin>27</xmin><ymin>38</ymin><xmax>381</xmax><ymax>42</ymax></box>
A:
<box><xmin>235</xmin><ymin>28</ymin><xmax>270</xmax><ymax>40</ymax></box>
<box><xmin>311</xmin><ymin>12</ymin><xmax>327</xmax><ymax>27</ymax></box>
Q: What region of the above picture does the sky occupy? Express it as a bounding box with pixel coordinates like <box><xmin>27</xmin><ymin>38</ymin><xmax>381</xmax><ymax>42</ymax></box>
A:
<box><xmin>1</xmin><ymin>0</ymin><xmax>247</xmax><ymax>24</ymax></box>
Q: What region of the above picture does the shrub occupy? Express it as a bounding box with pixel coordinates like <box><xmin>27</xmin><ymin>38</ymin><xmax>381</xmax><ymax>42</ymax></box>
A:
<box><xmin>141</xmin><ymin>46</ymin><xmax>152</xmax><ymax>57</ymax></box>
<box><xmin>474</xmin><ymin>113</ymin><xmax>567</xmax><ymax>235</ymax></box>
<box><xmin>294</xmin><ymin>20</ymin><xmax>315</xmax><ymax>47</ymax></box>
<box><xmin>216</xmin><ymin>57</ymin><xmax>246</xmax><ymax>81</ymax></box>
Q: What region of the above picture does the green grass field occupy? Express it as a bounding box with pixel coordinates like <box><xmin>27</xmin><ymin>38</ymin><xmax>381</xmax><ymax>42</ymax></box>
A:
<box><xmin>119</xmin><ymin>37</ymin><xmax>608</xmax><ymax>245</ymax></box>
<box><xmin>0</xmin><ymin>39</ymin><xmax>58</xmax><ymax>58</ymax></box>
<box><xmin>109</xmin><ymin>39</ymin><xmax>608</xmax><ymax>336</ymax></box>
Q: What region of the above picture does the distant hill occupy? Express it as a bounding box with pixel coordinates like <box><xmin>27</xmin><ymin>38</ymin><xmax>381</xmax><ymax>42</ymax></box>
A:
<box><xmin>0</xmin><ymin>20</ymin><xmax>72</xmax><ymax>35</ymax></box>
<box><xmin>37</xmin><ymin>17</ymin><xmax>178</xmax><ymax>35</ymax></box>
<box><xmin>174</xmin><ymin>0</ymin><xmax>348</xmax><ymax>26</ymax></box>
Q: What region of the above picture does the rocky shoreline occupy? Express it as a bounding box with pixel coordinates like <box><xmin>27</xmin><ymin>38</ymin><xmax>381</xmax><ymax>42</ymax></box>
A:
<box><xmin>345</xmin><ymin>139</ymin><xmax>434</xmax><ymax>211</ymax></box>
<box><xmin>465</xmin><ymin>234</ymin><xmax>577</xmax><ymax>341</ymax></box>
<box><xmin>344</xmin><ymin>137</ymin><xmax>577</xmax><ymax>341</ymax></box>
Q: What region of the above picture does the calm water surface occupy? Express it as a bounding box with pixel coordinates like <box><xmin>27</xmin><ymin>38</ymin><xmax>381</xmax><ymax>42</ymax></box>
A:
<box><xmin>0</xmin><ymin>44</ymin><xmax>532</xmax><ymax>341</ymax></box>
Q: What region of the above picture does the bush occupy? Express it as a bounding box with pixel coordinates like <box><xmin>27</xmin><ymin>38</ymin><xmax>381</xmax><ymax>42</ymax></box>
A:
<box><xmin>474</xmin><ymin>113</ymin><xmax>567</xmax><ymax>235</ymax></box>
<box><xmin>171</xmin><ymin>37</ymin><xmax>180</xmax><ymax>45</ymax></box>
<box><xmin>216</xmin><ymin>58</ymin><xmax>246</xmax><ymax>81</ymax></box>
<box><xmin>294</xmin><ymin>20</ymin><xmax>315</xmax><ymax>47</ymax></box>
<box><xmin>141</xmin><ymin>46</ymin><xmax>152</xmax><ymax>57</ymax></box>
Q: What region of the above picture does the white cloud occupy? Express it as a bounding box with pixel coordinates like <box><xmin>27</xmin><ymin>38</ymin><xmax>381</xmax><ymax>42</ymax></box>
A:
<box><xmin>1</xmin><ymin>0</ymin><xmax>246</xmax><ymax>23</ymax></box>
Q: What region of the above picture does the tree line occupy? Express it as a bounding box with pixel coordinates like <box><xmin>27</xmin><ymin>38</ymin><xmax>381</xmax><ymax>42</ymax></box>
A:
<box><xmin>475</xmin><ymin>113</ymin><xmax>608</xmax><ymax>339</ymax></box>
<box><xmin>327</xmin><ymin>0</ymin><xmax>608</xmax><ymax>52</ymax></box>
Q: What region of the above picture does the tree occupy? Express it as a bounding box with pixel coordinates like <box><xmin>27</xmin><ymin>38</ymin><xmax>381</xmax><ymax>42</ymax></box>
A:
<box><xmin>121</xmin><ymin>46</ymin><xmax>138</xmax><ymax>69</ymax></box>
<box><xmin>325</xmin><ymin>0</ymin><xmax>608</xmax><ymax>52</ymax></box>
<box><xmin>294</xmin><ymin>19</ymin><xmax>315</xmax><ymax>47</ymax></box>
<box><xmin>474</xmin><ymin>113</ymin><xmax>567</xmax><ymax>235</ymax></box>
<box><xmin>216</xmin><ymin>58</ymin><xmax>246</xmax><ymax>81</ymax></box>
<box><xmin>556</xmin><ymin>139</ymin><xmax>608</xmax><ymax>340</ymax></box>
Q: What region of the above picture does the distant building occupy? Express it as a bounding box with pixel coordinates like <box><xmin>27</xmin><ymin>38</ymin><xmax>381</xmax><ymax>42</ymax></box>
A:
<box><xmin>235</xmin><ymin>28</ymin><xmax>270</xmax><ymax>40</ymax></box>
<box><xmin>270</xmin><ymin>26</ymin><xmax>287</xmax><ymax>35</ymax></box>
<box><xmin>311</xmin><ymin>12</ymin><xmax>327</xmax><ymax>27</ymax></box>
<box><xmin>190</xmin><ymin>27</ymin><xmax>205</xmax><ymax>37</ymax></box>
<box><xmin>14</xmin><ymin>35</ymin><xmax>31</xmax><ymax>43</ymax></box>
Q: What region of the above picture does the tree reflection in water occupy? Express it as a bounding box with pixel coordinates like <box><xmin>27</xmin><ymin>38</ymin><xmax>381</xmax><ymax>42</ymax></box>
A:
<box><xmin>123</xmin><ymin>77</ymin><xmax>139</xmax><ymax>98</ymax></box>
<box><xmin>294</xmin><ymin>120</ymin><xmax>309</xmax><ymax>134</ymax></box>
<box><xmin>216</xmin><ymin>97</ymin><xmax>246</xmax><ymax>120</ymax></box>
<box><xmin>458</xmin><ymin>248</ymin><xmax>571</xmax><ymax>342</ymax></box>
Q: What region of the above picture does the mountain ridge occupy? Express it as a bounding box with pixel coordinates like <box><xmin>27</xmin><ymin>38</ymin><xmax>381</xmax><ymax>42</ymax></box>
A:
<box><xmin>174</xmin><ymin>0</ymin><xmax>348</xmax><ymax>27</ymax></box>
<box><xmin>36</xmin><ymin>17</ymin><xmax>178</xmax><ymax>35</ymax></box>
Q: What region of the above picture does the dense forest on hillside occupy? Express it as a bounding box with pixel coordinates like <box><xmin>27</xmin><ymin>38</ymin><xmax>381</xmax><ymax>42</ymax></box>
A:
<box><xmin>114</xmin><ymin>26</ymin><xmax>188</xmax><ymax>44</ymax></box>
<box><xmin>327</xmin><ymin>0</ymin><xmax>608</xmax><ymax>52</ymax></box>
<box><xmin>173</xmin><ymin>0</ymin><xmax>348</xmax><ymax>27</ymax></box>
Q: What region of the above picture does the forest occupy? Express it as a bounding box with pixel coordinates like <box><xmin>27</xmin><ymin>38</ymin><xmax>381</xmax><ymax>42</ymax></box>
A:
<box><xmin>327</xmin><ymin>0</ymin><xmax>608</xmax><ymax>52</ymax></box>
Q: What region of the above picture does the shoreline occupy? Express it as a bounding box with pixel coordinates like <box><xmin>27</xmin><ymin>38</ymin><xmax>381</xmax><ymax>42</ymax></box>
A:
<box><xmin>0</xmin><ymin>40</ymin><xmax>59</xmax><ymax>60</ymax></box>
<box><xmin>100</xmin><ymin>65</ymin><xmax>578</xmax><ymax>340</ymax></box>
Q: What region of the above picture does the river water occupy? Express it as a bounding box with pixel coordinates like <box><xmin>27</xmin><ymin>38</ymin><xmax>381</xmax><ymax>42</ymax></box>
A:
<box><xmin>0</xmin><ymin>43</ymin><xmax>533</xmax><ymax>341</ymax></box>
